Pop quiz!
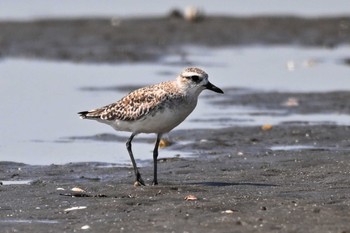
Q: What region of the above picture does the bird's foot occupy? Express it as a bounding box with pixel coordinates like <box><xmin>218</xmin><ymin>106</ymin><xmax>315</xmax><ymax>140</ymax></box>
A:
<box><xmin>152</xmin><ymin>180</ymin><xmax>158</xmax><ymax>186</ymax></box>
<box><xmin>133</xmin><ymin>177</ymin><xmax>146</xmax><ymax>187</ymax></box>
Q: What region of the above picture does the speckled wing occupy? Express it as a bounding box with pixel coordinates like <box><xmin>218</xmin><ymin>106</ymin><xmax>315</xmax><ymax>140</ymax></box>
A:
<box><xmin>78</xmin><ymin>82</ymin><xmax>180</xmax><ymax>122</ymax></box>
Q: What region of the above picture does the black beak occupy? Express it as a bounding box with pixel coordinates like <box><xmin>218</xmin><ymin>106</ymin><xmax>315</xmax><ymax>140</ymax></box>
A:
<box><xmin>205</xmin><ymin>82</ymin><xmax>224</xmax><ymax>94</ymax></box>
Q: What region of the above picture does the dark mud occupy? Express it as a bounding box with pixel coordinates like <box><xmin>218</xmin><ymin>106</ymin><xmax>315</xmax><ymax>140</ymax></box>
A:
<box><xmin>1</xmin><ymin>16</ymin><xmax>350</xmax><ymax>63</ymax></box>
<box><xmin>2</xmin><ymin>124</ymin><xmax>350</xmax><ymax>233</ymax></box>
<box><xmin>1</xmin><ymin>16</ymin><xmax>350</xmax><ymax>233</ymax></box>
<box><xmin>214</xmin><ymin>88</ymin><xmax>350</xmax><ymax>115</ymax></box>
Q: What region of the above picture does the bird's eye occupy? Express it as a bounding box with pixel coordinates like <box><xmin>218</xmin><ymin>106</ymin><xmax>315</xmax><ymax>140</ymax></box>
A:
<box><xmin>190</xmin><ymin>75</ymin><xmax>200</xmax><ymax>82</ymax></box>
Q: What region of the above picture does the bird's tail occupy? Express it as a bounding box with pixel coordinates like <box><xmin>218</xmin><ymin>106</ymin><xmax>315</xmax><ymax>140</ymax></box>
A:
<box><xmin>78</xmin><ymin>111</ymin><xmax>101</xmax><ymax>119</ymax></box>
<box><xmin>78</xmin><ymin>111</ymin><xmax>89</xmax><ymax>119</ymax></box>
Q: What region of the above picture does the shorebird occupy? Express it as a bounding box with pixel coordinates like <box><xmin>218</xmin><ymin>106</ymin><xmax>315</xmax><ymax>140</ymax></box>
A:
<box><xmin>78</xmin><ymin>67</ymin><xmax>223</xmax><ymax>186</ymax></box>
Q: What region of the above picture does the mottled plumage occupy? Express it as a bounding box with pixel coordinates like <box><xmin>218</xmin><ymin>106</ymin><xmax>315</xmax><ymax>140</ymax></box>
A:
<box><xmin>79</xmin><ymin>81</ymin><xmax>184</xmax><ymax>122</ymax></box>
<box><xmin>78</xmin><ymin>67</ymin><xmax>223</xmax><ymax>186</ymax></box>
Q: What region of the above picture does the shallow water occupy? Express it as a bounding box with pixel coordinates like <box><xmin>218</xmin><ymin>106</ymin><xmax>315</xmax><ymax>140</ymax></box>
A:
<box><xmin>1</xmin><ymin>46</ymin><xmax>350</xmax><ymax>165</ymax></box>
<box><xmin>0</xmin><ymin>219</ymin><xmax>59</xmax><ymax>224</ymax></box>
<box><xmin>270</xmin><ymin>145</ymin><xmax>317</xmax><ymax>151</ymax></box>
<box><xmin>0</xmin><ymin>180</ymin><xmax>32</xmax><ymax>185</ymax></box>
<box><xmin>270</xmin><ymin>144</ymin><xmax>350</xmax><ymax>152</ymax></box>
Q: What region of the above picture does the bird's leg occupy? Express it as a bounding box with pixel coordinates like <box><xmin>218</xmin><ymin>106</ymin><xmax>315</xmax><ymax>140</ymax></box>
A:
<box><xmin>126</xmin><ymin>133</ymin><xmax>145</xmax><ymax>186</ymax></box>
<box><xmin>152</xmin><ymin>134</ymin><xmax>162</xmax><ymax>185</ymax></box>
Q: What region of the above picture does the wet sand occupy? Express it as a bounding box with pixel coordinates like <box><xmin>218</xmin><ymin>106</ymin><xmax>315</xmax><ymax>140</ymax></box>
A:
<box><xmin>1</xmin><ymin>16</ymin><xmax>350</xmax><ymax>63</ymax></box>
<box><xmin>2</xmin><ymin>123</ymin><xmax>350</xmax><ymax>232</ymax></box>
<box><xmin>1</xmin><ymin>16</ymin><xmax>350</xmax><ymax>232</ymax></box>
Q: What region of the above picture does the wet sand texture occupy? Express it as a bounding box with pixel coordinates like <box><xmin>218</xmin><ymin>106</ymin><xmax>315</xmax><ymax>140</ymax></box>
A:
<box><xmin>1</xmin><ymin>123</ymin><xmax>350</xmax><ymax>232</ymax></box>
<box><xmin>0</xmin><ymin>16</ymin><xmax>349</xmax><ymax>62</ymax></box>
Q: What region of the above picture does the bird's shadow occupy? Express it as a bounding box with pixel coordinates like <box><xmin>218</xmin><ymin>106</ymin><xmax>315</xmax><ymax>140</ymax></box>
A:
<box><xmin>188</xmin><ymin>181</ymin><xmax>278</xmax><ymax>187</ymax></box>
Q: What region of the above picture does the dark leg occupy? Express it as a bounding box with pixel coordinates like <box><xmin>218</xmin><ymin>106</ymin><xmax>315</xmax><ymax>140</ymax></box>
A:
<box><xmin>126</xmin><ymin>133</ymin><xmax>145</xmax><ymax>186</ymax></box>
<box><xmin>152</xmin><ymin>133</ymin><xmax>162</xmax><ymax>185</ymax></box>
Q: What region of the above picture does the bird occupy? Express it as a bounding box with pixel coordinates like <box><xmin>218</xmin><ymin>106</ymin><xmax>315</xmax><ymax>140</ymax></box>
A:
<box><xmin>78</xmin><ymin>67</ymin><xmax>223</xmax><ymax>186</ymax></box>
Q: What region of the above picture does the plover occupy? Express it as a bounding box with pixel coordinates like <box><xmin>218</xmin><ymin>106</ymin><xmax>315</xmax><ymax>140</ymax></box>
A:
<box><xmin>78</xmin><ymin>67</ymin><xmax>223</xmax><ymax>186</ymax></box>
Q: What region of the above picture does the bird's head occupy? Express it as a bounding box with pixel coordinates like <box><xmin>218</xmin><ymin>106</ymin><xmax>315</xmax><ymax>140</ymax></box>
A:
<box><xmin>177</xmin><ymin>67</ymin><xmax>224</xmax><ymax>95</ymax></box>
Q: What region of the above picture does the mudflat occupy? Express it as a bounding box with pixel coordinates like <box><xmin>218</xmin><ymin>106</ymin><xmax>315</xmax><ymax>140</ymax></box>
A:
<box><xmin>2</xmin><ymin>90</ymin><xmax>350</xmax><ymax>232</ymax></box>
<box><xmin>1</xmin><ymin>16</ymin><xmax>350</xmax><ymax>233</ymax></box>
<box><xmin>1</xmin><ymin>16</ymin><xmax>349</xmax><ymax>62</ymax></box>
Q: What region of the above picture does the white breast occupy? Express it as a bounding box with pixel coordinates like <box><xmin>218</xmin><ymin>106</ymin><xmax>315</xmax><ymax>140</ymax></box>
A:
<box><xmin>110</xmin><ymin>99</ymin><xmax>197</xmax><ymax>134</ymax></box>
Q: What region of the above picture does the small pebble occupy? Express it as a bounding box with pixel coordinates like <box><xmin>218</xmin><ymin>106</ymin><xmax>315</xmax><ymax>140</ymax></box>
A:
<box><xmin>261</xmin><ymin>124</ymin><xmax>273</xmax><ymax>131</ymax></box>
<box><xmin>159</xmin><ymin>138</ymin><xmax>172</xmax><ymax>148</ymax></box>
<box><xmin>81</xmin><ymin>225</ymin><xmax>90</xmax><ymax>230</ymax></box>
<box><xmin>282</xmin><ymin>97</ymin><xmax>299</xmax><ymax>107</ymax></box>
<box><xmin>222</xmin><ymin>209</ymin><xmax>234</xmax><ymax>214</ymax></box>
<box><xmin>184</xmin><ymin>195</ymin><xmax>198</xmax><ymax>201</ymax></box>
<box><xmin>64</xmin><ymin>206</ymin><xmax>87</xmax><ymax>212</ymax></box>
<box><xmin>71</xmin><ymin>187</ymin><xmax>85</xmax><ymax>192</ymax></box>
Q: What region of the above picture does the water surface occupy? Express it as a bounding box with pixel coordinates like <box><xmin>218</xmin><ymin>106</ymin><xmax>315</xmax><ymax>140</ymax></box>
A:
<box><xmin>1</xmin><ymin>46</ymin><xmax>349</xmax><ymax>165</ymax></box>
